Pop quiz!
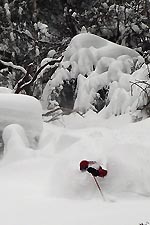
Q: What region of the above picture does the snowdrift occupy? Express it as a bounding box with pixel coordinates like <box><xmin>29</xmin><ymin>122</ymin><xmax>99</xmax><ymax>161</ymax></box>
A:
<box><xmin>48</xmin><ymin>116</ymin><xmax>150</xmax><ymax>199</ymax></box>
<box><xmin>0</xmin><ymin>94</ymin><xmax>43</xmax><ymax>147</ymax></box>
<box><xmin>2</xmin><ymin>124</ymin><xmax>36</xmax><ymax>163</ymax></box>
<box><xmin>0</xmin><ymin>104</ymin><xmax>150</xmax><ymax>224</ymax></box>
<box><xmin>2</xmin><ymin>113</ymin><xmax>150</xmax><ymax>201</ymax></box>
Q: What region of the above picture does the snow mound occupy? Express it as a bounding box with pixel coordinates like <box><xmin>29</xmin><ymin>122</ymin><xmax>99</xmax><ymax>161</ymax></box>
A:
<box><xmin>0</xmin><ymin>94</ymin><xmax>43</xmax><ymax>147</ymax></box>
<box><xmin>2</xmin><ymin>124</ymin><xmax>35</xmax><ymax>163</ymax></box>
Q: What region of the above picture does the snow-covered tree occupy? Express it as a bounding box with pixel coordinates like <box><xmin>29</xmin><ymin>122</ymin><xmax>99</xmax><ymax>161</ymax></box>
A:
<box><xmin>41</xmin><ymin>33</ymin><xmax>150</xmax><ymax>119</ymax></box>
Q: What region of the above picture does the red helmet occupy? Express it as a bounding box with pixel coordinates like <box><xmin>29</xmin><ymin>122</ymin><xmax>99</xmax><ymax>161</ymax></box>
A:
<box><xmin>80</xmin><ymin>160</ymin><xmax>89</xmax><ymax>171</ymax></box>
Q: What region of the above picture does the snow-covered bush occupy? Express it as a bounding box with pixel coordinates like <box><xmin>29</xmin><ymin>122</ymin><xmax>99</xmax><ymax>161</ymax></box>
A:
<box><xmin>42</xmin><ymin>33</ymin><xmax>149</xmax><ymax>118</ymax></box>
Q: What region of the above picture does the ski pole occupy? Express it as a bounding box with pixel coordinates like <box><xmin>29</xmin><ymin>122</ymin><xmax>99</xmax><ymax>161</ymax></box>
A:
<box><xmin>92</xmin><ymin>176</ymin><xmax>105</xmax><ymax>201</ymax></box>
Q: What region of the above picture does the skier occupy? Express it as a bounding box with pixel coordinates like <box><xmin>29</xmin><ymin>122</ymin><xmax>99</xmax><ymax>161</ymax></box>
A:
<box><xmin>80</xmin><ymin>160</ymin><xmax>107</xmax><ymax>177</ymax></box>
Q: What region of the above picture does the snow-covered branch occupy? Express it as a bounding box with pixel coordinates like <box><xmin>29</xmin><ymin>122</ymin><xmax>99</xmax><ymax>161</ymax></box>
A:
<box><xmin>14</xmin><ymin>56</ymin><xmax>63</xmax><ymax>94</ymax></box>
<box><xmin>0</xmin><ymin>60</ymin><xmax>26</xmax><ymax>74</ymax></box>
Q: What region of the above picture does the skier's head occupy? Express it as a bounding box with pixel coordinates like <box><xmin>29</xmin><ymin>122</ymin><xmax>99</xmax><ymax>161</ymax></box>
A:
<box><xmin>80</xmin><ymin>160</ymin><xmax>89</xmax><ymax>171</ymax></box>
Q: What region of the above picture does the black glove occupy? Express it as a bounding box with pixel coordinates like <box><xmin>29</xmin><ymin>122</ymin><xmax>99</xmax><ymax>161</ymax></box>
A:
<box><xmin>87</xmin><ymin>167</ymin><xmax>99</xmax><ymax>177</ymax></box>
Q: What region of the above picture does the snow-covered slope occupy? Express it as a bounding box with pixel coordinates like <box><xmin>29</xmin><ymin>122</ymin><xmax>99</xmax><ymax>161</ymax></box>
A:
<box><xmin>0</xmin><ymin>113</ymin><xmax>150</xmax><ymax>225</ymax></box>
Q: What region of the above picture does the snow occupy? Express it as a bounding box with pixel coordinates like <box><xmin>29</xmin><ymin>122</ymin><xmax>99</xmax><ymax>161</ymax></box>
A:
<box><xmin>37</xmin><ymin>21</ymin><xmax>48</xmax><ymax>34</ymax></box>
<box><xmin>36</xmin><ymin>21</ymin><xmax>51</xmax><ymax>38</ymax></box>
<box><xmin>47</xmin><ymin>49</ymin><xmax>56</xmax><ymax>58</ymax></box>
<box><xmin>2</xmin><ymin>124</ymin><xmax>35</xmax><ymax>163</ymax></box>
<box><xmin>41</xmin><ymin>57</ymin><xmax>52</xmax><ymax>67</ymax></box>
<box><xmin>10</xmin><ymin>31</ymin><xmax>15</xmax><ymax>42</ymax></box>
<box><xmin>0</xmin><ymin>59</ymin><xmax>26</xmax><ymax>74</ymax></box>
<box><xmin>24</xmin><ymin>29</ymin><xmax>34</xmax><ymax>39</ymax></box>
<box><xmin>18</xmin><ymin>6</ymin><xmax>23</xmax><ymax>15</ymax></box>
<box><xmin>0</xmin><ymin>112</ymin><xmax>150</xmax><ymax>225</ymax></box>
<box><xmin>0</xmin><ymin>94</ymin><xmax>43</xmax><ymax>147</ymax></box>
<box><xmin>4</xmin><ymin>3</ymin><xmax>11</xmax><ymax>18</ymax></box>
<box><xmin>0</xmin><ymin>87</ymin><xmax>12</xmax><ymax>93</ymax></box>
<box><xmin>63</xmin><ymin>33</ymin><xmax>139</xmax><ymax>60</ymax></box>
<box><xmin>74</xmin><ymin>47</ymin><xmax>96</xmax><ymax>75</ymax></box>
<box><xmin>131</xmin><ymin>23</ymin><xmax>141</xmax><ymax>33</ymax></box>
<box><xmin>80</xmin><ymin>26</ymin><xmax>87</xmax><ymax>33</ymax></box>
<box><xmin>42</xmin><ymin>33</ymin><xmax>143</xmax><ymax>115</ymax></box>
<box><xmin>35</xmin><ymin>45</ymin><xmax>40</xmax><ymax>57</ymax></box>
